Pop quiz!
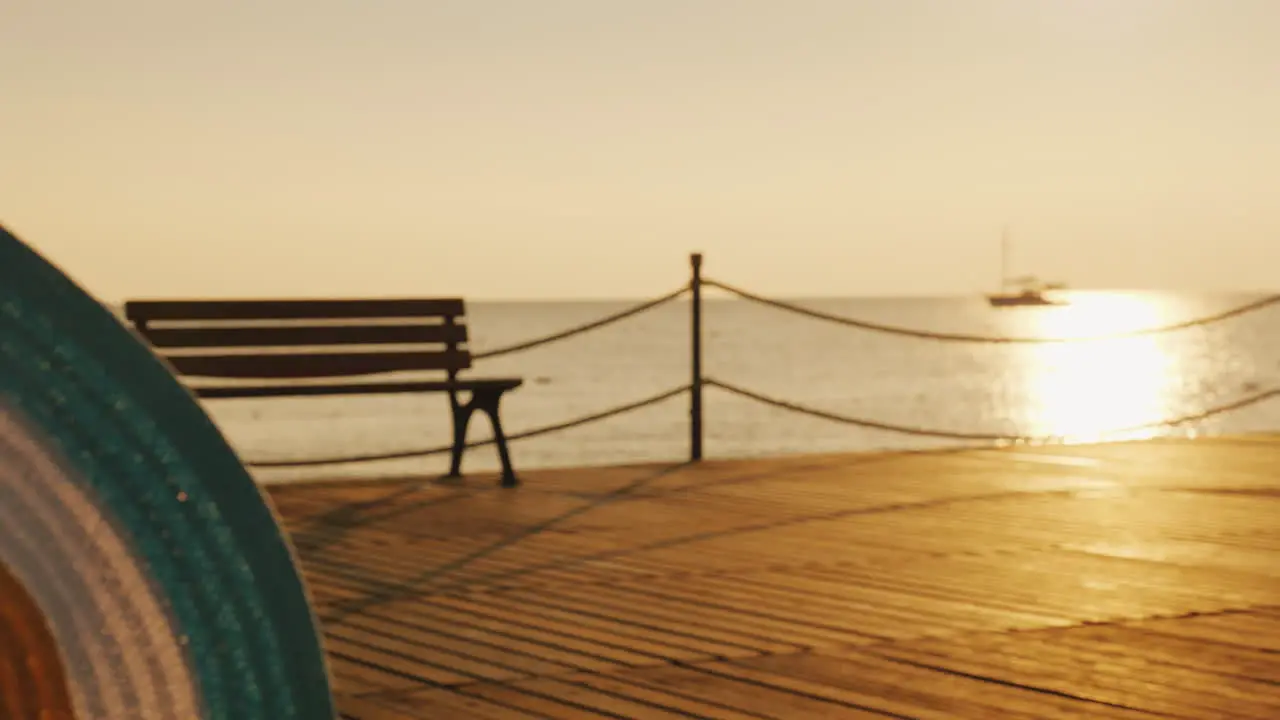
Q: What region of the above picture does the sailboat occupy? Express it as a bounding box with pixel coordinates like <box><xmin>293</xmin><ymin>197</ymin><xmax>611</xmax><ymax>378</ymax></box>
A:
<box><xmin>985</xmin><ymin>230</ymin><xmax>1067</xmax><ymax>308</ymax></box>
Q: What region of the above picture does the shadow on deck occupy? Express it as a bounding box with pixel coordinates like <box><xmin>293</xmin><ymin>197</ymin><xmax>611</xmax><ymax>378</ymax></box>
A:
<box><xmin>266</xmin><ymin>437</ymin><xmax>1280</xmax><ymax>719</ymax></box>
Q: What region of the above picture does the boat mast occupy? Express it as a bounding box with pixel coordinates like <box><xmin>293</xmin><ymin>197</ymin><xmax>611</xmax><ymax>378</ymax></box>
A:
<box><xmin>1000</xmin><ymin>226</ymin><xmax>1010</xmax><ymax>290</ymax></box>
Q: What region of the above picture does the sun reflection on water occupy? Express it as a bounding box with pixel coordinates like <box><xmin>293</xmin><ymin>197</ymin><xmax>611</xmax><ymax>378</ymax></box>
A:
<box><xmin>1016</xmin><ymin>292</ymin><xmax>1184</xmax><ymax>442</ymax></box>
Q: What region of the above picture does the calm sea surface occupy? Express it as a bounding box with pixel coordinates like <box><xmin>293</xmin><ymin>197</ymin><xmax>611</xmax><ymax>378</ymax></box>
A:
<box><xmin>177</xmin><ymin>292</ymin><xmax>1280</xmax><ymax>483</ymax></box>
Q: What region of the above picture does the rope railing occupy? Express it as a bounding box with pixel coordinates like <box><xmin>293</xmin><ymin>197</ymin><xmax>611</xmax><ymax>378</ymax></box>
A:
<box><xmin>235</xmin><ymin>253</ymin><xmax>1280</xmax><ymax>472</ymax></box>
<box><xmin>705</xmin><ymin>377</ymin><xmax>1280</xmax><ymax>443</ymax></box>
<box><xmin>705</xmin><ymin>278</ymin><xmax>1280</xmax><ymax>344</ymax></box>
<box><xmin>471</xmin><ymin>286</ymin><xmax>689</xmax><ymax>360</ymax></box>
<box><xmin>244</xmin><ymin>384</ymin><xmax>691</xmax><ymax>468</ymax></box>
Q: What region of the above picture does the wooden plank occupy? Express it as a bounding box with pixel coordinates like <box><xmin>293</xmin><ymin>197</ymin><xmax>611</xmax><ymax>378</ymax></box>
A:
<box><xmin>139</xmin><ymin>323</ymin><xmax>468</xmax><ymax>348</ymax></box>
<box><xmin>730</xmin><ymin>650</ymin><xmax>1163</xmax><ymax>719</ymax></box>
<box><xmin>358</xmin><ymin>601</ymin><xmax>666</xmax><ymax>668</ymax></box>
<box><xmin>867</xmin><ymin>629</ymin><xmax>1280</xmax><ymax>717</ymax></box>
<box><xmin>606</xmin><ymin>663</ymin><xmax>892</xmax><ymax>718</ymax></box>
<box><xmin>125</xmin><ymin>297</ymin><xmax>465</xmax><ymax>322</ymax></box>
<box><xmin>165</xmin><ymin>350</ymin><xmax>471</xmax><ymax>378</ymax></box>
<box><xmin>329</xmin><ymin>695</ymin><xmax>424</xmax><ymax>720</ymax></box>
<box><xmin>442</xmin><ymin>592</ymin><xmax>765</xmax><ymax>660</ymax></box>
<box><xmin>324</xmin><ymin>654</ymin><xmax>423</xmax><ymax>695</ymax></box>
<box><xmin>325</xmin><ymin>623</ymin><xmax>528</xmax><ymax>684</ymax></box>
<box><xmin>335</xmin><ymin>610</ymin><xmax>617</xmax><ymax>677</ymax></box>
<box><xmin>323</xmin><ymin>635</ymin><xmax>472</xmax><ymax>686</ymax></box>
<box><xmin>1116</xmin><ymin>612</ymin><xmax>1280</xmax><ymax>653</ymax></box>
<box><xmin>456</xmin><ymin>679</ymin><xmax>702</xmax><ymax>719</ymax></box>
<box><xmin>420</xmin><ymin>596</ymin><xmax>724</xmax><ymax>664</ymax></box>
<box><xmin>341</xmin><ymin>689</ymin><xmax>547</xmax><ymax>719</ymax></box>
<box><xmin>507</xmin><ymin>581</ymin><xmax>878</xmax><ymax>648</ymax></box>
<box><xmin>562</xmin><ymin>672</ymin><xmax>773</xmax><ymax>720</ymax></box>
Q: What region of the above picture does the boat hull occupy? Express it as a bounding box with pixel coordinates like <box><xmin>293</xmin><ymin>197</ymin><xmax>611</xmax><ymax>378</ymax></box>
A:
<box><xmin>986</xmin><ymin>292</ymin><xmax>1063</xmax><ymax>307</ymax></box>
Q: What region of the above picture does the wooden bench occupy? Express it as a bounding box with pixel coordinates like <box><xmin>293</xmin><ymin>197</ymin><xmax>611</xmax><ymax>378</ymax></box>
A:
<box><xmin>123</xmin><ymin>298</ymin><xmax>524</xmax><ymax>487</ymax></box>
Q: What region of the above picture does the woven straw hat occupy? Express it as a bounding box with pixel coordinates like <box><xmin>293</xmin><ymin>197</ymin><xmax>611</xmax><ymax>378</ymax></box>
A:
<box><xmin>0</xmin><ymin>225</ymin><xmax>335</xmax><ymax>719</ymax></box>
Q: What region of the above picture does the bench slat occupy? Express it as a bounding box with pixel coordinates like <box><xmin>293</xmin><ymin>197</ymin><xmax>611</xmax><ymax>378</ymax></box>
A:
<box><xmin>139</xmin><ymin>324</ymin><xmax>467</xmax><ymax>348</ymax></box>
<box><xmin>192</xmin><ymin>378</ymin><xmax>522</xmax><ymax>399</ymax></box>
<box><xmin>165</xmin><ymin>350</ymin><xmax>471</xmax><ymax>378</ymax></box>
<box><xmin>126</xmin><ymin>298</ymin><xmax>464</xmax><ymax>322</ymax></box>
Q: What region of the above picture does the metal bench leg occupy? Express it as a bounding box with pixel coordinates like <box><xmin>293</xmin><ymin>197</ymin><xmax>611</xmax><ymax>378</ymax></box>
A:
<box><xmin>474</xmin><ymin>388</ymin><xmax>519</xmax><ymax>488</ymax></box>
<box><xmin>447</xmin><ymin>393</ymin><xmax>475</xmax><ymax>478</ymax></box>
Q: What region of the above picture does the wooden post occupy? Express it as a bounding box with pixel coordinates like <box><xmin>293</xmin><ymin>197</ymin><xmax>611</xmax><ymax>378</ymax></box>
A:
<box><xmin>690</xmin><ymin>253</ymin><xmax>704</xmax><ymax>462</ymax></box>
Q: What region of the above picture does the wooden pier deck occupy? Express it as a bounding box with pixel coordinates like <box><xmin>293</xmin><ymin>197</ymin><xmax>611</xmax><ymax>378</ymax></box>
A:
<box><xmin>266</xmin><ymin>437</ymin><xmax>1280</xmax><ymax>719</ymax></box>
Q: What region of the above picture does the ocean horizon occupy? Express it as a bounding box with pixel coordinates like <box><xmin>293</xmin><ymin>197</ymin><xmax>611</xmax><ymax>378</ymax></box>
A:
<box><xmin>115</xmin><ymin>291</ymin><xmax>1280</xmax><ymax>483</ymax></box>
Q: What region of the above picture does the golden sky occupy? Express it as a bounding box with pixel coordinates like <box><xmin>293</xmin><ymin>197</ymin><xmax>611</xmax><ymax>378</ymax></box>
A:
<box><xmin>3</xmin><ymin>0</ymin><xmax>1277</xmax><ymax>301</ymax></box>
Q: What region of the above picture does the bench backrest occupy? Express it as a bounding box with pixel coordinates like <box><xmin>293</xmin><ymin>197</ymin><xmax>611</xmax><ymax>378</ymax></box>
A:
<box><xmin>123</xmin><ymin>298</ymin><xmax>472</xmax><ymax>381</ymax></box>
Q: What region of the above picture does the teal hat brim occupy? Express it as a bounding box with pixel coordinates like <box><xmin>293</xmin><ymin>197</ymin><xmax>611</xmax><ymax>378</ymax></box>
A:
<box><xmin>0</xmin><ymin>224</ymin><xmax>335</xmax><ymax>719</ymax></box>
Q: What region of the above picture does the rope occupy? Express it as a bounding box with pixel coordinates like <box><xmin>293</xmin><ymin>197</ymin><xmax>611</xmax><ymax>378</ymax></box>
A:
<box><xmin>243</xmin><ymin>384</ymin><xmax>691</xmax><ymax>468</ymax></box>
<box><xmin>471</xmin><ymin>286</ymin><xmax>688</xmax><ymax>360</ymax></box>
<box><xmin>705</xmin><ymin>377</ymin><xmax>1280</xmax><ymax>443</ymax></box>
<box><xmin>705</xmin><ymin>279</ymin><xmax>1280</xmax><ymax>344</ymax></box>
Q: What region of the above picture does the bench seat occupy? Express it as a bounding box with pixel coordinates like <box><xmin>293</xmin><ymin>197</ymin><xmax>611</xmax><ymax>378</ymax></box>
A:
<box><xmin>124</xmin><ymin>297</ymin><xmax>524</xmax><ymax>486</ymax></box>
<box><xmin>190</xmin><ymin>377</ymin><xmax>523</xmax><ymax>399</ymax></box>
